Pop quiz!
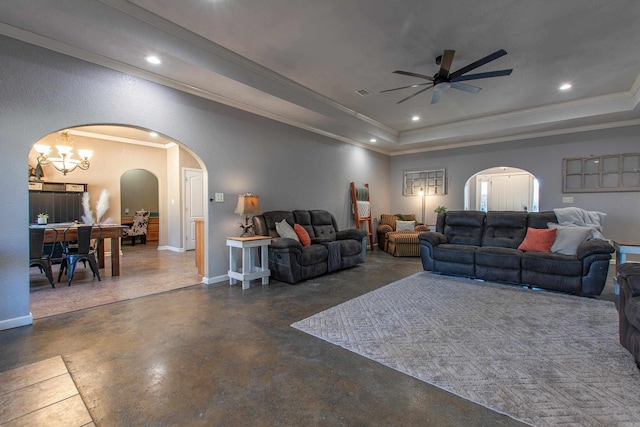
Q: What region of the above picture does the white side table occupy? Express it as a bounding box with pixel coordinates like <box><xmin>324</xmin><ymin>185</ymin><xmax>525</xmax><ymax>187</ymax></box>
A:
<box><xmin>226</xmin><ymin>236</ymin><xmax>272</xmax><ymax>290</ymax></box>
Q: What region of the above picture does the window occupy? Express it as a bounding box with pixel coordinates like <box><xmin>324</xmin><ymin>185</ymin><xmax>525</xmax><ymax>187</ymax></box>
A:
<box><xmin>563</xmin><ymin>153</ymin><xmax>640</xmax><ymax>193</ymax></box>
<box><xmin>404</xmin><ymin>169</ymin><xmax>446</xmax><ymax>196</ymax></box>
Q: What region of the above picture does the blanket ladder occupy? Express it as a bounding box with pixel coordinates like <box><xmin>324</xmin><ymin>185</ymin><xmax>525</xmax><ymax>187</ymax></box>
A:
<box><xmin>350</xmin><ymin>182</ymin><xmax>374</xmax><ymax>250</ymax></box>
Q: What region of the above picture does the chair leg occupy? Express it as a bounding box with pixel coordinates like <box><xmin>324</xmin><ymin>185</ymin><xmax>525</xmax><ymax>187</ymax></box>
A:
<box><xmin>88</xmin><ymin>256</ymin><xmax>101</xmax><ymax>282</ymax></box>
<box><xmin>66</xmin><ymin>259</ymin><xmax>78</xmax><ymax>286</ymax></box>
<box><xmin>44</xmin><ymin>262</ymin><xmax>55</xmax><ymax>288</ymax></box>
<box><xmin>58</xmin><ymin>258</ymin><xmax>67</xmax><ymax>283</ymax></box>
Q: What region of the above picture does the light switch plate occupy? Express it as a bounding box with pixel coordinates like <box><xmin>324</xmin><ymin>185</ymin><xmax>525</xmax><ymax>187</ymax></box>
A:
<box><xmin>215</xmin><ymin>193</ymin><xmax>224</xmax><ymax>202</ymax></box>
<box><xmin>562</xmin><ymin>196</ymin><xmax>574</xmax><ymax>203</ymax></box>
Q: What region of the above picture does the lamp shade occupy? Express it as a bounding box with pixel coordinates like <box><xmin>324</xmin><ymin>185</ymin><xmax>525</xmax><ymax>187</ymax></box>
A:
<box><xmin>234</xmin><ymin>194</ymin><xmax>261</xmax><ymax>215</ymax></box>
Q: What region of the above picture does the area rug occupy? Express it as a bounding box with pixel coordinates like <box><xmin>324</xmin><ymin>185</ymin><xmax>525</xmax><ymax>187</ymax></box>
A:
<box><xmin>291</xmin><ymin>272</ymin><xmax>640</xmax><ymax>426</ymax></box>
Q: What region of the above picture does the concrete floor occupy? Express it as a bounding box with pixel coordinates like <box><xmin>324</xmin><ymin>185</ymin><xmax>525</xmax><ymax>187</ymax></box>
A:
<box><xmin>2</xmin><ymin>250</ymin><xmax>617</xmax><ymax>426</ymax></box>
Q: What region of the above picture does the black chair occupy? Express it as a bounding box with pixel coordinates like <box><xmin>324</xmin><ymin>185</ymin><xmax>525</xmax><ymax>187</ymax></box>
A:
<box><xmin>58</xmin><ymin>225</ymin><xmax>101</xmax><ymax>286</ymax></box>
<box><xmin>29</xmin><ymin>227</ymin><xmax>55</xmax><ymax>288</ymax></box>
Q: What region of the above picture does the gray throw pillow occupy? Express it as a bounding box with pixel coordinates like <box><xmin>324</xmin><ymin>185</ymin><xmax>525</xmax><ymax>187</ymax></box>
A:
<box><xmin>547</xmin><ymin>223</ymin><xmax>592</xmax><ymax>255</ymax></box>
<box><xmin>276</xmin><ymin>219</ymin><xmax>299</xmax><ymax>241</ymax></box>
<box><xmin>396</xmin><ymin>220</ymin><xmax>416</xmax><ymax>232</ymax></box>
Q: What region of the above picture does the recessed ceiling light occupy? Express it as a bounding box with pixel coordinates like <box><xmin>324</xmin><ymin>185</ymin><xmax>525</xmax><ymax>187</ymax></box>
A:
<box><xmin>149</xmin><ymin>132</ymin><xmax>158</xmax><ymax>138</ymax></box>
<box><xmin>146</xmin><ymin>55</ymin><xmax>161</xmax><ymax>65</ymax></box>
<box><xmin>412</xmin><ymin>116</ymin><xmax>420</xmax><ymax>122</ymax></box>
<box><xmin>370</xmin><ymin>138</ymin><xmax>377</xmax><ymax>143</ymax></box>
<box><xmin>559</xmin><ymin>83</ymin><xmax>572</xmax><ymax>91</ymax></box>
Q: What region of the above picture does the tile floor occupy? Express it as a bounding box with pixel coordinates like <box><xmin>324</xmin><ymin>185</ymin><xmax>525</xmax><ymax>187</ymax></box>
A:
<box><xmin>29</xmin><ymin>244</ymin><xmax>201</xmax><ymax>319</ymax></box>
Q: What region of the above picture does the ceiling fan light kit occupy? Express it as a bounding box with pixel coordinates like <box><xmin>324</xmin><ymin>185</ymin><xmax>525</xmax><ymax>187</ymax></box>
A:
<box><xmin>381</xmin><ymin>49</ymin><xmax>513</xmax><ymax>105</ymax></box>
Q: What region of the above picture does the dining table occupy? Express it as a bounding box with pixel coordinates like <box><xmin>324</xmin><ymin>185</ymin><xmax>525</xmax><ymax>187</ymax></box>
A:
<box><xmin>31</xmin><ymin>223</ymin><xmax>128</xmax><ymax>276</ymax></box>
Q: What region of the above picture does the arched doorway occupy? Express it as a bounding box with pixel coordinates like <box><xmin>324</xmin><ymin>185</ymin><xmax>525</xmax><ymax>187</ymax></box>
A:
<box><xmin>27</xmin><ymin>125</ymin><xmax>207</xmax><ymax>318</ymax></box>
<box><xmin>464</xmin><ymin>167</ymin><xmax>539</xmax><ymax>212</ymax></box>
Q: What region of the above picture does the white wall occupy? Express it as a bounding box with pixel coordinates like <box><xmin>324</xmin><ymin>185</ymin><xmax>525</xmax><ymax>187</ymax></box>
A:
<box><xmin>390</xmin><ymin>126</ymin><xmax>640</xmax><ymax>241</ymax></box>
<box><xmin>0</xmin><ymin>36</ymin><xmax>389</xmax><ymax>329</ymax></box>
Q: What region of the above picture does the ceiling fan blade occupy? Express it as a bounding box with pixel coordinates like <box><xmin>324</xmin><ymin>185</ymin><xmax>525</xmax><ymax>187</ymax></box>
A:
<box><xmin>452</xmin><ymin>69</ymin><xmax>513</xmax><ymax>82</ymax></box>
<box><xmin>438</xmin><ymin>50</ymin><xmax>455</xmax><ymax>79</ymax></box>
<box><xmin>431</xmin><ymin>90</ymin><xmax>442</xmax><ymax>104</ymax></box>
<box><xmin>397</xmin><ymin>86</ymin><xmax>432</xmax><ymax>104</ymax></box>
<box><xmin>450</xmin><ymin>82</ymin><xmax>482</xmax><ymax>93</ymax></box>
<box><xmin>449</xmin><ymin>49</ymin><xmax>508</xmax><ymax>80</ymax></box>
<box><xmin>380</xmin><ymin>82</ymin><xmax>431</xmax><ymax>93</ymax></box>
<box><xmin>393</xmin><ymin>70</ymin><xmax>435</xmax><ymax>81</ymax></box>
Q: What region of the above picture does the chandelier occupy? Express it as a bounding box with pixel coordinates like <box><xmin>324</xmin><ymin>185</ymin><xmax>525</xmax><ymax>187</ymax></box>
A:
<box><xmin>34</xmin><ymin>130</ymin><xmax>92</xmax><ymax>176</ymax></box>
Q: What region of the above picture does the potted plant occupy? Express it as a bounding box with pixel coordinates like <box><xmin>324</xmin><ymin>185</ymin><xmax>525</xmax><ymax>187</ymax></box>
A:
<box><xmin>434</xmin><ymin>205</ymin><xmax>447</xmax><ymax>214</ymax></box>
<box><xmin>37</xmin><ymin>213</ymin><xmax>49</xmax><ymax>225</ymax></box>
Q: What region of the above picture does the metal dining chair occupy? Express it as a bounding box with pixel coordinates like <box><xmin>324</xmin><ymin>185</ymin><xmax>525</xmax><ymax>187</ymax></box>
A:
<box><xmin>29</xmin><ymin>227</ymin><xmax>56</xmax><ymax>288</ymax></box>
<box><xmin>58</xmin><ymin>225</ymin><xmax>101</xmax><ymax>286</ymax></box>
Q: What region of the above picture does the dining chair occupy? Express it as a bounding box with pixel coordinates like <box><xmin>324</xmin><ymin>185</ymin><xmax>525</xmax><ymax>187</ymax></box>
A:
<box><xmin>29</xmin><ymin>227</ymin><xmax>56</xmax><ymax>288</ymax></box>
<box><xmin>58</xmin><ymin>225</ymin><xmax>101</xmax><ymax>286</ymax></box>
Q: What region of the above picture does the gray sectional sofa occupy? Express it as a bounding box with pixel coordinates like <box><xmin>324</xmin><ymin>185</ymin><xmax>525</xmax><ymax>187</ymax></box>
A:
<box><xmin>253</xmin><ymin>210</ymin><xmax>367</xmax><ymax>284</ymax></box>
<box><xmin>419</xmin><ymin>210</ymin><xmax>614</xmax><ymax>297</ymax></box>
<box><xmin>617</xmin><ymin>263</ymin><xmax>640</xmax><ymax>365</ymax></box>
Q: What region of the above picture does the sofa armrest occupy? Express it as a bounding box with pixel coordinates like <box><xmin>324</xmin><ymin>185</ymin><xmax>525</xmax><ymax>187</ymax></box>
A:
<box><xmin>270</xmin><ymin>237</ymin><xmax>303</xmax><ymax>251</ymax></box>
<box><xmin>576</xmin><ymin>239</ymin><xmax>614</xmax><ymax>260</ymax></box>
<box><xmin>415</xmin><ymin>224</ymin><xmax>428</xmax><ymax>232</ymax></box>
<box><xmin>337</xmin><ymin>228</ymin><xmax>368</xmax><ymax>241</ymax></box>
<box><xmin>377</xmin><ymin>224</ymin><xmax>393</xmax><ymax>234</ymax></box>
<box><xmin>418</xmin><ymin>231</ymin><xmax>448</xmax><ymax>246</ymax></box>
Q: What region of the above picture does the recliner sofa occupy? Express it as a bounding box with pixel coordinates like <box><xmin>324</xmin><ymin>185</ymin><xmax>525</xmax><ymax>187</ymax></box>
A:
<box><xmin>616</xmin><ymin>263</ymin><xmax>640</xmax><ymax>365</ymax></box>
<box><xmin>419</xmin><ymin>210</ymin><xmax>614</xmax><ymax>297</ymax></box>
<box><xmin>253</xmin><ymin>210</ymin><xmax>367</xmax><ymax>284</ymax></box>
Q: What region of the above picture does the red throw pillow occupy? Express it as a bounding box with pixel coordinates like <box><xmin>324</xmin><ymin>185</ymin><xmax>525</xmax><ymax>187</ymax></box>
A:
<box><xmin>517</xmin><ymin>227</ymin><xmax>557</xmax><ymax>252</ymax></box>
<box><xmin>293</xmin><ymin>224</ymin><xmax>311</xmax><ymax>247</ymax></box>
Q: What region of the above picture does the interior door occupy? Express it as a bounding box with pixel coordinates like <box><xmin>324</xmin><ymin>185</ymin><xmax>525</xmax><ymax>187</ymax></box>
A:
<box><xmin>488</xmin><ymin>173</ymin><xmax>532</xmax><ymax>211</ymax></box>
<box><xmin>183</xmin><ymin>168</ymin><xmax>204</xmax><ymax>251</ymax></box>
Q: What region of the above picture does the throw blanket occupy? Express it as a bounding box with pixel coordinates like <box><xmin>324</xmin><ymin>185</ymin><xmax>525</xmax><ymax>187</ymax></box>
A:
<box><xmin>356</xmin><ymin>201</ymin><xmax>370</xmax><ymax>218</ymax></box>
<box><xmin>553</xmin><ymin>207</ymin><xmax>606</xmax><ymax>239</ymax></box>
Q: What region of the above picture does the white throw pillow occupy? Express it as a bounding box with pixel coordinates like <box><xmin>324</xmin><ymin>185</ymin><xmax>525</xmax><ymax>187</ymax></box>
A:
<box><xmin>276</xmin><ymin>219</ymin><xmax>299</xmax><ymax>241</ymax></box>
<box><xmin>547</xmin><ymin>223</ymin><xmax>592</xmax><ymax>255</ymax></box>
<box><xmin>396</xmin><ymin>220</ymin><xmax>416</xmax><ymax>232</ymax></box>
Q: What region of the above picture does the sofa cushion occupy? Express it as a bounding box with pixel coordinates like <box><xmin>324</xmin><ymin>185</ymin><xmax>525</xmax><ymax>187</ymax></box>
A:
<box><xmin>292</xmin><ymin>210</ymin><xmax>315</xmax><ymax>238</ymax></box>
<box><xmin>518</xmin><ymin>228</ymin><xmax>556</xmax><ymax>252</ymax></box>
<box><xmin>482</xmin><ymin>211</ymin><xmax>528</xmax><ymax>248</ymax></box>
<box><xmin>625</xmin><ymin>297</ymin><xmax>640</xmax><ymax>332</ymax></box>
<box><xmin>380</xmin><ymin>214</ymin><xmax>398</xmax><ymax>229</ymax></box>
<box><xmin>294</xmin><ymin>224</ymin><xmax>311</xmax><ymax>246</ymax></box>
<box><xmin>547</xmin><ymin>223</ymin><xmax>592</xmax><ymax>255</ymax></box>
<box><xmin>276</xmin><ymin>219</ymin><xmax>299</xmax><ymax>241</ymax></box>
<box><xmin>396</xmin><ymin>220</ymin><xmax>415</xmax><ymax>231</ymax></box>
<box><xmin>475</xmin><ymin>247</ymin><xmax>522</xmax><ymax>269</ymax></box>
<box><xmin>521</xmin><ymin>252</ymin><xmax>582</xmax><ymax>276</ymax></box>
<box><xmin>527</xmin><ymin>211</ymin><xmax>558</xmax><ymax>229</ymax></box>
<box><xmin>442</xmin><ymin>211</ymin><xmax>485</xmax><ymax>246</ymax></box>
<box><xmin>309</xmin><ymin>210</ymin><xmax>337</xmax><ymax>238</ymax></box>
<box><xmin>300</xmin><ymin>244</ymin><xmax>328</xmax><ymax>266</ymax></box>
<box><xmin>434</xmin><ymin>243</ymin><xmax>477</xmax><ymax>264</ymax></box>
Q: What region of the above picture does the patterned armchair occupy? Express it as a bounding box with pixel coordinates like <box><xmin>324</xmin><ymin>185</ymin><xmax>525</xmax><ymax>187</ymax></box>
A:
<box><xmin>376</xmin><ymin>214</ymin><xmax>428</xmax><ymax>256</ymax></box>
<box><xmin>123</xmin><ymin>210</ymin><xmax>150</xmax><ymax>246</ymax></box>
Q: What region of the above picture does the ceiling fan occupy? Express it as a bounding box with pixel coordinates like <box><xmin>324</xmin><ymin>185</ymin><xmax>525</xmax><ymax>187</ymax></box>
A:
<box><xmin>381</xmin><ymin>49</ymin><xmax>513</xmax><ymax>104</ymax></box>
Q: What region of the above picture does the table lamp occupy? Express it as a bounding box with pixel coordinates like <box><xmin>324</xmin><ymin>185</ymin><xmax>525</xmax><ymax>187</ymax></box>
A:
<box><xmin>234</xmin><ymin>193</ymin><xmax>261</xmax><ymax>236</ymax></box>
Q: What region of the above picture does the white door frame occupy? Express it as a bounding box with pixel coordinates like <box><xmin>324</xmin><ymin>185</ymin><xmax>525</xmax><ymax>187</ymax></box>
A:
<box><xmin>182</xmin><ymin>167</ymin><xmax>204</xmax><ymax>251</ymax></box>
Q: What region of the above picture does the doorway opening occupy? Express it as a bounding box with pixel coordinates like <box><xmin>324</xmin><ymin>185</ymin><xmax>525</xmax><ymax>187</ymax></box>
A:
<box><xmin>464</xmin><ymin>167</ymin><xmax>539</xmax><ymax>212</ymax></box>
<box><xmin>27</xmin><ymin>125</ymin><xmax>207</xmax><ymax>319</ymax></box>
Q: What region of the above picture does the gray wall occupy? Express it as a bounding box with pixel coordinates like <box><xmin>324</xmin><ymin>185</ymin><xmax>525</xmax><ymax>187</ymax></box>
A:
<box><xmin>390</xmin><ymin>126</ymin><xmax>640</xmax><ymax>241</ymax></box>
<box><xmin>0</xmin><ymin>36</ymin><xmax>389</xmax><ymax>328</ymax></box>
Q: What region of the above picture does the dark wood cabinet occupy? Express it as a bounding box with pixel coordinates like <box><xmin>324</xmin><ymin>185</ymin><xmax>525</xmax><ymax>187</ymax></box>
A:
<box><xmin>28</xmin><ymin>182</ymin><xmax>87</xmax><ymax>224</ymax></box>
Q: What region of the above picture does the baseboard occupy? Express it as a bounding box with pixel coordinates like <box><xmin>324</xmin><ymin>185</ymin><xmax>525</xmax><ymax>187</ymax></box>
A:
<box><xmin>201</xmin><ymin>274</ymin><xmax>228</xmax><ymax>285</ymax></box>
<box><xmin>157</xmin><ymin>245</ymin><xmax>184</xmax><ymax>252</ymax></box>
<box><xmin>0</xmin><ymin>313</ymin><xmax>33</xmax><ymax>330</ymax></box>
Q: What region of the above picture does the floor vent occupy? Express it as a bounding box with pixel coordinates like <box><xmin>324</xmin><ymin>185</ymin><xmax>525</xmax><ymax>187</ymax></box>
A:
<box><xmin>355</xmin><ymin>88</ymin><xmax>373</xmax><ymax>97</ymax></box>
